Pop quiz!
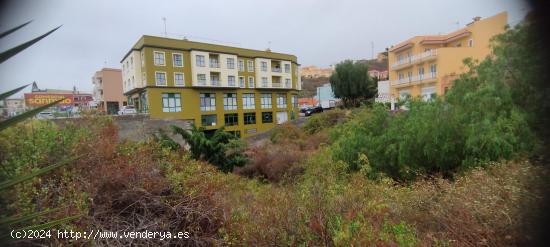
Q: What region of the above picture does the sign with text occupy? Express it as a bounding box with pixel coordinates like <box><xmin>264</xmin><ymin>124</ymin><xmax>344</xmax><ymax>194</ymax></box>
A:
<box><xmin>25</xmin><ymin>93</ymin><xmax>73</xmax><ymax>106</ymax></box>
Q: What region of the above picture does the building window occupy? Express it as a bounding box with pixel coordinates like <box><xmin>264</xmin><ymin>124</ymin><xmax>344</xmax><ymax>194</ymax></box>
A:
<box><xmin>239</xmin><ymin>76</ymin><xmax>245</xmax><ymax>88</ymax></box>
<box><xmin>197</xmin><ymin>74</ymin><xmax>207</xmax><ymax>85</ymax></box>
<box><xmin>224</xmin><ymin>93</ymin><xmax>237</xmax><ymax>110</ymax></box>
<box><xmin>399</xmin><ymin>90</ymin><xmax>411</xmax><ymax>100</ymax></box>
<box><xmin>200</xmin><ymin>93</ymin><xmax>216</xmax><ymax>111</ymax></box>
<box><xmin>238</xmin><ymin>60</ymin><xmax>244</xmax><ymax>72</ymax></box>
<box><xmin>227</xmin><ymin>58</ymin><xmax>235</xmax><ymax>69</ymax></box>
<box><xmin>210</xmin><ymin>73</ymin><xmax>220</xmax><ymax>86</ymax></box>
<box><xmin>260</xmin><ymin>93</ymin><xmax>272</xmax><ymax>109</ymax></box>
<box><xmin>171</xmin><ymin>53</ymin><xmax>183</xmax><ymax>67</ymax></box>
<box><xmin>468</xmin><ymin>39</ymin><xmax>474</xmax><ymax>47</ymax></box>
<box><xmin>228</xmin><ymin>130</ymin><xmax>241</xmax><ymax>138</ymax></box>
<box><xmin>277</xmin><ymin>94</ymin><xmax>287</xmax><ymax>108</ymax></box>
<box><xmin>228</xmin><ymin>76</ymin><xmax>236</xmax><ymax>87</ymax></box>
<box><xmin>244</xmin><ymin>112</ymin><xmax>256</xmax><ymax>125</ymax></box>
<box><xmin>407</xmin><ymin>71</ymin><xmax>412</xmax><ymax>82</ymax></box>
<box><xmin>209</xmin><ymin>56</ymin><xmax>219</xmax><ymax>68</ymax></box>
<box><xmin>201</xmin><ymin>115</ymin><xmax>217</xmax><ymax>126</ymax></box>
<box><xmin>196</xmin><ymin>55</ymin><xmax>205</xmax><ymax>67</ymax></box>
<box><xmin>421</xmin><ymin>86</ymin><xmax>436</xmax><ymax>102</ymax></box>
<box><xmin>262</xmin><ymin>112</ymin><xmax>273</xmax><ymax>123</ymax></box>
<box><xmin>430</xmin><ymin>64</ymin><xmax>437</xmax><ymax>78</ymax></box>
<box><xmin>398</xmin><ymin>73</ymin><xmax>404</xmax><ymax>80</ymax></box>
<box><xmin>261</xmin><ymin>77</ymin><xmax>268</xmax><ymax>87</ymax></box>
<box><xmin>242</xmin><ymin>93</ymin><xmax>255</xmax><ymax>110</ymax></box>
<box><xmin>285</xmin><ymin>79</ymin><xmax>291</xmax><ymax>88</ymax></box>
<box><xmin>224</xmin><ymin>113</ymin><xmax>238</xmax><ymax>126</ymax></box>
<box><xmin>418</xmin><ymin>67</ymin><xmax>425</xmax><ymax>80</ymax></box>
<box><xmin>261</xmin><ymin>61</ymin><xmax>268</xmax><ymax>72</ymax></box>
<box><xmin>247</xmin><ymin>60</ymin><xmax>254</xmax><ymax>72</ymax></box>
<box><xmin>174</xmin><ymin>73</ymin><xmax>184</xmax><ymax>86</ymax></box>
<box><xmin>155</xmin><ymin>71</ymin><xmax>167</xmax><ymax>86</ymax></box>
<box><xmin>291</xmin><ymin>95</ymin><xmax>298</xmax><ymax>108</ymax></box>
<box><xmin>161</xmin><ymin>93</ymin><xmax>181</xmax><ymax>112</ymax></box>
<box><xmin>154</xmin><ymin>51</ymin><xmax>165</xmax><ymax>66</ymax></box>
<box><xmin>284</xmin><ymin>64</ymin><xmax>290</xmax><ymax>73</ymax></box>
<box><xmin>248</xmin><ymin>76</ymin><xmax>255</xmax><ymax>88</ymax></box>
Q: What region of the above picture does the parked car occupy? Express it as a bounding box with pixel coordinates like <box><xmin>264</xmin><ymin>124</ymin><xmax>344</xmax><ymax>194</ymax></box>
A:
<box><xmin>36</xmin><ymin>111</ymin><xmax>54</xmax><ymax>119</ymax></box>
<box><xmin>118</xmin><ymin>106</ymin><xmax>137</xmax><ymax>115</ymax></box>
<box><xmin>299</xmin><ymin>104</ymin><xmax>313</xmax><ymax>113</ymax></box>
<box><xmin>304</xmin><ymin>105</ymin><xmax>323</xmax><ymax>116</ymax></box>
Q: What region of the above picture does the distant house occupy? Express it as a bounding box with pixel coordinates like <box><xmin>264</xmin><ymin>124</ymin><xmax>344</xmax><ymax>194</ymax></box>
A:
<box><xmin>314</xmin><ymin>83</ymin><xmax>340</xmax><ymax>109</ymax></box>
<box><xmin>368</xmin><ymin>69</ymin><xmax>389</xmax><ymax>80</ymax></box>
<box><xmin>300</xmin><ymin>66</ymin><xmax>334</xmax><ymax>78</ymax></box>
<box><xmin>298</xmin><ymin>98</ymin><xmax>318</xmax><ymax>107</ymax></box>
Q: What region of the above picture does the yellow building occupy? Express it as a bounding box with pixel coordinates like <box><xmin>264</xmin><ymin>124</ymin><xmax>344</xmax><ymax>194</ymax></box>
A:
<box><xmin>388</xmin><ymin>12</ymin><xmax>508</xmax><ymax>100</ymax></box>
<box><xmin>120</xmin><ymin>35</ymin><xmax>302</xmax><ymax>137</ymax></box>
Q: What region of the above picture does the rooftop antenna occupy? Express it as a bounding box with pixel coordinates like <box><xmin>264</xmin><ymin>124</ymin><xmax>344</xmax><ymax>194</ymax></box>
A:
<box><xmin>454</xmin><ymin>21</ymin><xmax>460</xmax><ymax>30</ymax></box>
<box><xmin>266</xmin><ymin>41</ymin><xmax>272</xmax><ymax>52</ymax></box>
<box><xmin>371</xmin><ymin>41</ymin><xmax>374</xmax><ymax>59</ymax></box>
<box><xmin>162</xmin><ymin>17</ymin><xmax>167</xmax><ymax>37</ymax></box>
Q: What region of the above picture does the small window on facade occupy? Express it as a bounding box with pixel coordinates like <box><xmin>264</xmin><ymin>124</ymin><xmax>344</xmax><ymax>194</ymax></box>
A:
<box><xmin>248</xmin><ymin>77</ymin><xmax>255</xmax><ymax>88</ymax></box>
<box><xmin>161</xmin><ymin>93</ymin><xmax>181</xmax><ymax>112</ymax></box>
<box><xmin>261</xmin><ymin>93</ymin><xmax>272</xmax><ymax>109</ymax></box>
<box><xmin>284</xmin><ymin>64</ymin><xmax>290</xmax><ymax>73</ymax></box>
<box><xmin>201</xmin><ymin>114</ymin><xmax>217</xmax><ymax>126</ymax></box>
<box><xmin>224</xmin><ymin>113</ymin><xmax>238</xmax><ymax>126</ymax></box>
<box><xmin>197</xmin><ymin>74</ymin><xmax>207</xmax><ymax>85</ymax></box>
<box><xmin>247</xmin><ymin>60</ymin><xmax>254</xmax><ymax>72</ymax></box>
<box><xmin>239</xmin><ymin>76</ymin><xmax>245</xmax><ymax>88</ymax></box>
<box><xmin>244</xmin><ymin>112</ymin><xmax>256</xmax><ymax>125</ymax></box>
<box><xmin>238</xmin><ymin>60</ymin><xmax>245</xmax><ymax>71</ymax></box>
<box><xmin>173</xmin><ymin>53</ymin><xmax>183</xmax><ymax>67</ymax></box>
<box><xmin>285</xmin><ymin>79</ymin><xmax>291</xmax><ymax>88</ymax></box>
<box><xmin>155</xmin><ymin>72</ymin><xmax>167</xmax><ymax>86</ymax></box>
<box><xmin>277</xmin><ymin>94</ymin><xmax>287</xmax><ymax>108</ymax></box>
<box><xmin>200</xmin><ymin>93</ymin><xmax>216</xmax><ymax>111</ymax></box>
<box><xmin>262</xmin><ymin>112</ymin><xmax>273</xmax><ymax>123</ymax></box>
<box><xmin>228</xmin><ymin>76</ymin><xmax>236</xmax><ymax>87</ymax></box>
<box><xmin>174</xmin><ymin>73</ymin><xmax>184</xmax><ymax>86</ymax></box>
<box><xmin>242</xmin><ymin>93</ymin><xmax>255</xmax><ymax>110</ymax></box>
<box><xmin>468</xmin><ymin>39</ymin><xmax>474</xmax><ymax>47</ymax></box>
<box><xmin>227</xmin><ymin>58</ymin><xmax>235</xmax><ymax>69</ymax></box>
<box><xmin>154</xmin><ymin>51</ymin><xmax>165</xmax><ymax>66</ymax></box>
<box><xmin>261</xmin><ymin>77</ymin><xmax>268</xmax><ymax>87</ymax></box>
<box><xmin>291</xmin><ymin>95</ymin><xmax>298</xmax><ymax>108</ymax></box>
<box><xmin>196</xmin><ymin>55</ymin><xmax>205</xmax><ymax>67</ymax></box>
<box><xmin>224</xmin><ymin>93</ymin><xmax>238</xmax><ymax>110</ymax></box>
<box><xmin>261</xmin><ymin>61</ymin><xmax>268</xmax><ymax>71</ymax></box>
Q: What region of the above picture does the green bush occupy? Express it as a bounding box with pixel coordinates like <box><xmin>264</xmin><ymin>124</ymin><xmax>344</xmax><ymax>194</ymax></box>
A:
<box><xmin>330</xmin><ymin>71</ymin><xmax>535</xmax><ymax>181</ymax></box>
<box><xmin>302</xmin><ymin>109</ymin><xmax>346</xmax><ymax>135</ymax></box>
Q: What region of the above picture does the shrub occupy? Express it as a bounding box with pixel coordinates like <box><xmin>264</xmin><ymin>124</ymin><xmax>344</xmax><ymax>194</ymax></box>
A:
<box><xmin>269</xmin><ymin>123</ymin><xmax>304</xmax><ymax>143</ymax></box>
<box><xmin>330</xmin><ymin>74</ymin><xmax>535</xmax><ymax>181</ymax></box>
<box><xmin>302</xmin><ymin>109</ymin><xmax>346</xmax><ymax>135</ymax></box>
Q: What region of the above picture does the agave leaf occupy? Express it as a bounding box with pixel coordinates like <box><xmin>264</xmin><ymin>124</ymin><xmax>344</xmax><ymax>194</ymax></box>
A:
<box><xmin>0</xmin><ymin>20</ymin><xmax>32</xmax><ymax>39</ymax></box>
<box><xmin>0</xmin><ymin>98</ymin><xmax>64</xmax><ymax>132</ymax></box>
<box><xmin>0</xmin><ymin>208</ymin><xmax>59</xmax><ymax>226</ymax></box>
<box><xmin>0</xmin><ymin>25</ymin><xmax>62</xmax><ymax>64</ymax></box>
<box><xmin>0</xmin><ymin>84</ymin><xmax>29</xmax><ymax>101</ymax></box>
<box><xmin>0</xmin><ymin>155</ymin><xmax>80</xmax><ymax>190</ymax></box>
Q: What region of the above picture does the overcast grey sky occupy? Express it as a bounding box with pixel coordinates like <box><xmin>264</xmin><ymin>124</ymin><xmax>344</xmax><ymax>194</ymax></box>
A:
<box><xmin>0</xmin><ymin>0</ymin><xmax>530</xmax><ymax>95</ymax></box>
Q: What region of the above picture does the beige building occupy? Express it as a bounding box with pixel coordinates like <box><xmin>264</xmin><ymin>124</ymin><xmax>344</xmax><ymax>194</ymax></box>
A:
<box><xmin>92</xmin><ymin>68</ymin><xmax>126</xmax><ymax>114</ymax></box>
<box><xmin>2</xmin><ymin>98</ymin><xmax>26</xmax><ymax>117</ymax></box>
<box><xmin>388</xmin><ymin>12</ymin><xmax>508</xmax><ymax>100</ymax></box>
<box><xmin>300</xmin><ymin>65</ymin><xmax>333</xmax><ymax>78</ymax></box>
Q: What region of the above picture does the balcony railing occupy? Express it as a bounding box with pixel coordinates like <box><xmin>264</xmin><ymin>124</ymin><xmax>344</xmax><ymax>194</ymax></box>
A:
<box><xmin>272</xmin><ymin>67</ymin><xmax>282</xmax><ymax>73</ymax></box>
<box><xmin>209</xmin><ymin>60</ymin><xmax>220</xmax><ymax>68</ymax></box>
<box><xmin>390</xmin><ymin>73</ymin><xmax>437</xmax><ymax>86</ymax></box>
<box><xmin>272</xmin><ymin>82</ymin><xmax>282</xmax><ymax>88</ymax></box>
<box><xmin>211</xmin><ymin>80</ymin><xmax>220</xmax><ymax>86</ymax></box>
<box><xmin>391</xmin><ymin>49</ymin><xmax>438</xmax><ymax>69</ymax></box>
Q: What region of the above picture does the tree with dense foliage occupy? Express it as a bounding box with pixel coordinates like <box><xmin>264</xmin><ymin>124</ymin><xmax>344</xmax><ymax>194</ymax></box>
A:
<box><xmin>330</xmin><ymin>60</ymin><xmax>377</xmax><ymax>107</ymax></box>
<box><xmin>172</xmin><ymin>125</ymin><xmax>247</xmax><ymax>172</ymax></box>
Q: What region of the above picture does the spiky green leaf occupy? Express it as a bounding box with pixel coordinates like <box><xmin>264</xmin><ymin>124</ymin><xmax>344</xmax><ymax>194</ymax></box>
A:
<box><xmin>0</xmin><ymin>155</ymin><xmax>80</xmax><ymax>190</ymax></box>
<box><xmin>0</xmin><ymin>84</ymin><xmax>29</xmax><ymax>101</ymax></box>
<box><xmin>0</xmin><ymin>25</ymin><xmax>61</xmax><ymax>64</ymax></box>
<box><xmin>0</xmin><ymin>20</ymin><xmax>32</xmax><ymax>39</ymax></box>
<box><xmin>0</xmin><ymin>208</ymin><xmax>59</xmax><ymax>226</ymax></box>
<box><xmin>0</xmin><ymin>98</ymin><xmax>64</xmax><ymax>132</ymax></box>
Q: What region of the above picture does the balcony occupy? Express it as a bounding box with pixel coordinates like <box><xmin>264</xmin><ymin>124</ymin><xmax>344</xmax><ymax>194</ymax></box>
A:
<box><xmin>272</xmin><ymin>67</ymin><xmax>282</xmax><ymax>73</ymax></box>
<box><xmin>209</xmin><ymin>60</ymin><xmax>220</xmax><ymax>68</ymax></box>
<box><xmin>272</xmin><ymin>82</ymin><xmax>282</xmax><ymax>88</ymax></box>
<box><xmin>391</xmin><ymin>49</ymin><xmax>438</xmax><ymax>70</ymax></box>
<box><xmin>390</xmin><ymin>73</ymin><xmax>437</xmax><ymax>87</ymax></box>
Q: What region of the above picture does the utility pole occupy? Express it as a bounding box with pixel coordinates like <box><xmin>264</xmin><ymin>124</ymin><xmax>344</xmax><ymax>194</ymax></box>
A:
<box><xmin>162</xmin><ymin>17</ymin><xmax>167</xmax><ymax>37</ymax></box>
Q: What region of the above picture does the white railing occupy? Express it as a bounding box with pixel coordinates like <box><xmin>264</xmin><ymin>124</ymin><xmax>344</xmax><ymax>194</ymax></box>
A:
<box><xmin>391</xmin><ymin>49</ymin><xmax>438</xmax><ymax>69</ymax></box>
<box><xmin>390</xmin><ymin>73</ymin><xmax>437</xmax><ymax>86</ymax></box>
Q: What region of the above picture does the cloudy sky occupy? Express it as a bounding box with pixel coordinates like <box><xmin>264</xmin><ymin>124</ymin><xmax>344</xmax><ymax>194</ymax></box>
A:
<box><xmin>0</xmin><ymin>0</ymin><xmax>530</xmax><ymax>95</ymax></box>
